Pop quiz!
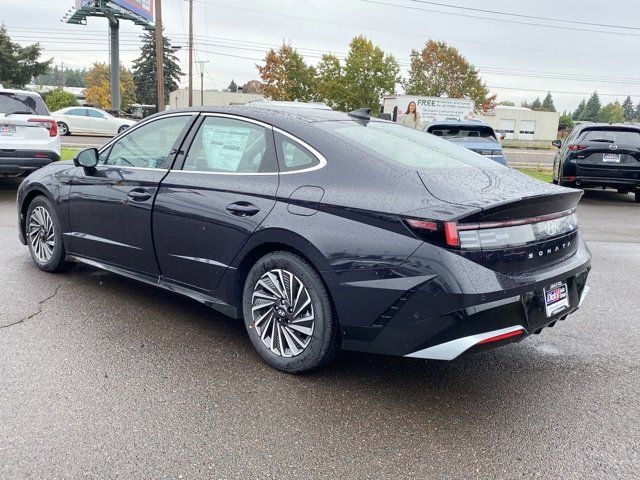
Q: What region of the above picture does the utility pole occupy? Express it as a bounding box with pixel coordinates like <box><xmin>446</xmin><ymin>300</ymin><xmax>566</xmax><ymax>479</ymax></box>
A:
<box><xmin>188</xmin><ymin>0</ymin><xmax>194</xmax><ymax>107</ymax></box>
<box><xmin>195</xmin><ymin>60</ymin><xmax>209</xmax><ymax>106</ymax></box>
<box><xmin>59</xmin><ymin>62</ymin><xmax>64</xmax><ymax>91</ymax></box>
<box><xmin>155</xmin><ymin>0</ymin><xmax>165</xmax><ymax>111</ymax></box>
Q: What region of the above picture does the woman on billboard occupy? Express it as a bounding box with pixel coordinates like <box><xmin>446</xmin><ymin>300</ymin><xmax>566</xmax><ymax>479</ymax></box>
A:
<box><xmin>398</xmin><ymin>101</ymin><xmax>421</xmax><ymax>129</ymax></box>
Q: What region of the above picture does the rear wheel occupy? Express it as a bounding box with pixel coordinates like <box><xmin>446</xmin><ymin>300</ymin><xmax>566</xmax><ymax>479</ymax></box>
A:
<box><xmin>118</xmin><ymin>125</ymin><xmax>129</xmax><ymax>134</ymax></box>
<box><xmin>242</xmin><ymin>251</ymin><xmax>339</xmax><ymax>374</ymax></box>
<box><xmin>25</xmin><ymin>196</ymin><xmax>70</xmax><ymax>272</ymax></box>
<box><xmin>57</xmin><ymin>122</ymin><xmax>70</xmax><ymax>136</ymax></box>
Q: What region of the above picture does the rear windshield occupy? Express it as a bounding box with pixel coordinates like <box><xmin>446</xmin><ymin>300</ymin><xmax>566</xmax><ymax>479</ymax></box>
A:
<box><xmin>427</xmin><ymin>125</ymin><xmax>497</xmax><ymax>141</ymax></box>
<box><xmin>579</xmin><ymin>129</ymin><xmax>640</xmax><ymax>145</ymax></box>
<box><xmin>0</xmin><ymin>92</ymin><xmax>49</xmax><ymax>115</ymax></box>
<box><xmin>320</xmin><ymin>121</ymin><xmax>502</xmax><ymax>170</ymax></box>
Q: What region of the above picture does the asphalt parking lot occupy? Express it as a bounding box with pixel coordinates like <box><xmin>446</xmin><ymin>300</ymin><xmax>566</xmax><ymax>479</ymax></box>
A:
<box><xmin>1</xmin><ymin>178</ymin><xmax>638</xmax><ymax>479</ymax></box>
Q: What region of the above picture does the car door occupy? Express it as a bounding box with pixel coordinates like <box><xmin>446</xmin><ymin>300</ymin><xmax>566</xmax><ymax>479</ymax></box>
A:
<box><xmin>66</xmin><ymin>113</ymin><xmax>196</xmax><ymax>276</ymax></box>
<box><xmin>65</xmin><ymin>108</ymin><xmax>89</xmax><ymax>133</ymax></box>
<box><xmin>153</xmin><ymin>114</ymin><xmax>279</xmax><ymax>293</ymax></box>
<box><xmin>87</xmin><ymin>109</ymin><xmax>112</xmax><ymax>135</ymax></box>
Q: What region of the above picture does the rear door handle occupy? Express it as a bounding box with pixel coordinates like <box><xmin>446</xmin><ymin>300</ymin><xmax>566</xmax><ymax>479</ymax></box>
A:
<box><xmin>226</xmin><ymin>202</ymin><xmax>260</xmax><ymax>217</ymax></box>
<box><xmin>127</xmin><ymin>188</ymin><xmax>153</xmax><ymax>202</ymax></box>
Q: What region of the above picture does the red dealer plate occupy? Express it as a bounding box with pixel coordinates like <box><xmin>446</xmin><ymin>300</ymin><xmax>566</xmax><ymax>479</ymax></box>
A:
<box><xmin>543</xmin><ymin>281</ymin><xmax>570</xmax><ymax>317</ymax></box>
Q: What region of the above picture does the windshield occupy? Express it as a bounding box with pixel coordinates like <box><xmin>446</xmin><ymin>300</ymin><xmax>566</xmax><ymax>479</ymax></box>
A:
<box><xmin>428</xmin><ymin>125</ymin><xmax>497</xmax><ymax>140</ymax></box>
<box><xmin>0</xmin><ymin>92</ymin><xmax>49</xmax><ymax>115</ymax></box>
<box><xmin>580</xmin><ymin>129</ymin><xmax>640</xmax><ymax>145</ymax></box>
<box><xmin>321</xmin><ymin>121</ymin><xmax>502</xmax><ymax>170</ymax></box>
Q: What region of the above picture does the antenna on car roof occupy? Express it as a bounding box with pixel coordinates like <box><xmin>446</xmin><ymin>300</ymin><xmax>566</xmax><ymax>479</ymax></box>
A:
<box><xmin>348</xmin><ymin>108</ymin><xmax>371</xmax><ymax>121</ymax></box>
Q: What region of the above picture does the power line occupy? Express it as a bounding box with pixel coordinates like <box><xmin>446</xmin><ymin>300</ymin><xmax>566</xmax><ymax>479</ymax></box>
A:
<box><xmin>408</xmin><ymin>0</ymin><xmax>640</xmax><ymax>31</ymax></box>
<box><xmin>363</xmin><ymin>0</ymin><xmax>640</xmax><ymax>38</ymax></box>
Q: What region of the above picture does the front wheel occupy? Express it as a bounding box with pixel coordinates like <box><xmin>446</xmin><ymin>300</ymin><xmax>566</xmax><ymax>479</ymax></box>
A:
<box><xmin>25</xmin><ymin>196</ymin><xmax>70</xmax><ymax>272</ymax></box>
<box><xmin>242</xmin><ymin>251</ymin><xmax>339</xmax><ymax>374</ymax></box>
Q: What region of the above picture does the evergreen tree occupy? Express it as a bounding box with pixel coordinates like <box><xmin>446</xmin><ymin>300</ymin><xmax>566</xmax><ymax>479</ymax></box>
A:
<box><xmin>0</xmin><ymin>25</ymin><xmax>51</xmax><ymax>87</ymax></box>
<box><xmin>530</xmin><ymin>97</ymin><xmax>542</xmax><ymax>110</ymax></box>
<box><xmin>635</xmin><ymin>102</ymin><xmax>640</xmax><ymax>122</ymax></box>
<box><xmin>622</xmin><ymin>96</ymin><xmax>634</xmax><ymax>121</ymax></box>
<box><xmin>131</xmin><ymin>31</ymin><xmax>182</xmax><ymax>106</ymax></box>
<box><xmin>541</xmin><ymin>92</ymin><xmax>556</xmax><ymax>112</ymax></box>
<box><xmin>572</xmin><ymin>99</ymin><xmax>586</xmax><ymax>121</ymax></box>
<box><xmin>227</xmin><ymin>79</ymin><xmax>238</xmax><ymax>92</ymax></box>
<box><xmin>579</xmin><ymin>92</ymin><xmax>601</xmax><ymax>122</ymax></box>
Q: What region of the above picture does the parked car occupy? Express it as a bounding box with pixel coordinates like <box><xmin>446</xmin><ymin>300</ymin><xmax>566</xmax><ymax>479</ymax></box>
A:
<box><xmin>425</xmin><ymin>119</ymin><xmax>507</xmax><ymax>165</ymax></box>
<box><xmin>0</xmin><ymin>87</ymin><xmax>60</xmax><ymax>177</ymax></box>
<box><xmin>53</xmin><ymin>106</ymin><xmax>136</xmax><ymax>136</ymax></box>
<box><xmin>552</xmin><ymin>123</ymin><xmax>640</xmax><ymax>202</ymax></box>
<box><xmin>17</xmin><ymin>106</ymin><xmax>591</xmax><ymax>373</ymax></box>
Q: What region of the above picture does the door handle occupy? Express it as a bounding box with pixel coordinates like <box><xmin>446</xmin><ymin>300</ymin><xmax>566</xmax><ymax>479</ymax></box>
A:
<box><xmin>226</xmin><ymin>202</ymin><xmax>260</xmax><ymax>217</ymax></box>
<box><xmin>127</xmin><ymin>188</ymin><xmax>153</xmax><ymax>202</ymax></box>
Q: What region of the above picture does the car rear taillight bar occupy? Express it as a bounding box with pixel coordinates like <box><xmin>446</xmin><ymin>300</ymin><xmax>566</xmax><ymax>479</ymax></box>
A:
<box><xmin>568</xmin><ymin>144</ymin><xmax>587</xmax><ymax>151</ymax></box>
<box><xmin>28</xmin><ymin>118</ymin><xmax>58</xmax><ymax>137</ymax></box>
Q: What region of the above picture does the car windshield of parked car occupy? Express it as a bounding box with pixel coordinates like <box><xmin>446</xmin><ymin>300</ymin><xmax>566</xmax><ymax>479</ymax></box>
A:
<box><xmin>0</xmin><ymin>92</ymin><xmax>49</xmax><ymax>115</ymax></box>
<box><xmin>428</xmin><ymin>125</ymin><xmax>498</xmax><ymax>142</ymax></box>
<box><xmin>323</xmin><ymin>121</ymin><xmax>501</xmax><ymax>170</ymax></box>
<box><xmin>579</xmin><ymin>129</ymin><xmax>640</xmax><ymax>145</ymax></box>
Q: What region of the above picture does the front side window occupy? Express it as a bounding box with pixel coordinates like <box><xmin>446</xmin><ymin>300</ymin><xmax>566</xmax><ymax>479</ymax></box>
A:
<box><xmin>182</xmin><ymin>116</ymin><xmax>276</xmax><ymax>173</ymax></box>
<box><xmin>67</xmin><ymin>108</ymin><xmax>86</xmax><ymax>116</ymax></box>
<box><xmin>103</xmin><ymin>115</ymin><xmax>192</xmax><ymax>169</ymax></box>
<box><xmin>323</xmin><ymin>121</ymin><xmax>502</xmax><ymax>170</ymax></box>
<box><xmin>88</xmin><ymin>109</ymin><xmax>106</xmax><ymax>118</ymax></box>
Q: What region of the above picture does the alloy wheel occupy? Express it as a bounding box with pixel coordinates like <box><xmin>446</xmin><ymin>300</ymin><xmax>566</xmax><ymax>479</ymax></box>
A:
<box><xmin>57</xmin><ymin>123</ymin><xmax>68</xmax><ymax>135</ymax></box>
<box><xmin>251</xmin><ymin>269</ymin><xmax>315</xmax><ymax>358</ymax></box>
<box><xmin>28</xmin><ymin>206</ymin><xmax>55</xmax><ymax>263</ymax></box>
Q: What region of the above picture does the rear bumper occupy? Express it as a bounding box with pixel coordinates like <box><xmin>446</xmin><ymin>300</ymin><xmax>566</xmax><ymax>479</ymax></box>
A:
<box><xmin>340</xmin><ymin>237</ymin><xmax>591</xmax><ymax>359</ymax></box>
<box><xmin>0</xmin><ymin>150</ymin><xmax>59</xmax><ymax>175</ymax></box>
<box><xmin>567</xmin><ymin>176</ymin><xmax>640</xmax><ymax>190</ymax></box>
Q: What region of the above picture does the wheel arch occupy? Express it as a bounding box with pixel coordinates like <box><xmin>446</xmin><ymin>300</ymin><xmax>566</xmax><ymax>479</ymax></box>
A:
<box><xmin>19</xmin><ymin>187</ymin><xmax>54</xmax><ymax>241</ymax></box>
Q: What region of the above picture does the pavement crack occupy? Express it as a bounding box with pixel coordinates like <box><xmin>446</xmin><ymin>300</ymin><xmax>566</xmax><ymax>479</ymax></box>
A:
<box><xmin>0</xmin><ymin>285</ymin><xmax>63</xmax><ymax>330</ymax></box>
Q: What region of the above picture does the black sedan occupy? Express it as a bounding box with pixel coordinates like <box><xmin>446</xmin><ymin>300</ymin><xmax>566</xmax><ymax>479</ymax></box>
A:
<box><xmin>17</xmin><ymin>106</ymin><xmax>591</xmax><ymax>373</ymax></box>
<box><xmin>552</xmin><ymin>123</ymin><xmax>640</xmax><ymax>202</ymax></box>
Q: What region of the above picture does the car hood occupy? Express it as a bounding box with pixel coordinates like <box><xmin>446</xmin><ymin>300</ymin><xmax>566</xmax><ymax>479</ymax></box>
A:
<box><xmin>416</xmin><ymin>166</ymin><xmax>581</xmax><ymax>218</ymax></box>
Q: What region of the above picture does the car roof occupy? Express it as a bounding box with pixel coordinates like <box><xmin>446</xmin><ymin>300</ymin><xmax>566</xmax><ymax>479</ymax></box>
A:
<box><xmin>576</xmin><ymin>123</ymin><xmax>640</xmax><ymax>131</ymax></box>
<box><xmin>0</xmin><ymin>88</ymin><xmax>43</xmax><ymax>97</ymax></box>
<box><xmin>427</xmin><ymin>119</ymin><xmax>491</xmax><ymax>128</ymax></box>
<box><xmin>149</xmin><ymin>105</ymin><xmax>389</xmax><ymax>130</ymax></box>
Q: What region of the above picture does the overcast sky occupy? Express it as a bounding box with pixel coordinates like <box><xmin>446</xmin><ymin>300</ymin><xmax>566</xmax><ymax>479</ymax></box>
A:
<box><xmin>3</xmin><ymin>0</ymin><xmax>640</xmax><ymax>112</ymax></box>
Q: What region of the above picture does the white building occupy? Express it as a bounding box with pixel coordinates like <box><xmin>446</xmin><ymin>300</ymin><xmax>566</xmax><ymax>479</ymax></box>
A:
<box><xmin>168</xmin><ymin>89</ymin><xmax>264</xmax><ymax>109</ymax></box>
<box><xmin>478</xmin><ymin>105</ymin><xmax>560</xmax><ymax>145</ymax></box>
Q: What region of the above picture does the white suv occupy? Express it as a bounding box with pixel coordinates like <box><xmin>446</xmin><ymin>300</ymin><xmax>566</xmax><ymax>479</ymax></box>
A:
<box><xmin>0</xmin><ymin>86</ymin><xmax>61</xmax><ymax>177</ymax></box>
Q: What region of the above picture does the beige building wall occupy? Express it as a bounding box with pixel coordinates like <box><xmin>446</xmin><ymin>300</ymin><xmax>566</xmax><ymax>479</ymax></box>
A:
<box><xmin>478</xmin><ymin>106</ymin><xmax>560</xmax><ymax>142</ymax></box>
<box><xmin>168</xmin><ymin>89</ymin><xmax>264</xmax><ymax>109</ymax></box>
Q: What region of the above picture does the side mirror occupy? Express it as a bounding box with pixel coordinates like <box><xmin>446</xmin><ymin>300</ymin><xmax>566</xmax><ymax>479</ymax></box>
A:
<box><xmin>552</xmin><ymin>140</ymin><xmax>562</xmax><ymax>148</ymax></box>
<box><xmin>73</xmin><ymin>148</ymin><xmax>99</xmax><ymax>168</ymax></box>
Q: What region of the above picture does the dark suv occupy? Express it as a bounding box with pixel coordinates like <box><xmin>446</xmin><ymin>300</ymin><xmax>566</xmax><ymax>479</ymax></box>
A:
<box><xmin>552</xmin><ymin>123</ymin><xmax>640</xmax><ymax>202</ymax></box>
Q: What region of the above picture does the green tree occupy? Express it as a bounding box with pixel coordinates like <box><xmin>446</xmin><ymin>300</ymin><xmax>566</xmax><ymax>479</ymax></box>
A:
<box><xmin>530</xmin><ymin>97</ymin><xmax>542</xmax><ymax>110</ymax></box>
<box><xmin>84</xmin><ymin>62</ymin><xmax>136</xmax><ymax>111</ymax></box>
<box><xmin>131</xmin><ymin>31</ymin><xmax>182</xmax><ymax>106</ymax></box>
<box><xmin>572</xmin><ymin>99</ymin><xmax>586</xmax><ymax>121</ymax></box>
<box><xmin>34</xmin><ymin>66</ymin><xmax>87</xmax><ymax>88</ymax></box>
<box><xmin>0</xmin><ymin>25</ymin><xmax>51</xmax><ymax>88</ymax></box>
<box><xmin>241</xmin><ymin>80</ymin><xmax>264</xmax><ymax>94</ymax></box>
<box><xmin>579</xmin><ymin>92</ymin><xmax>601</xmax><ymax>122</ymax></box>
<box><xmin>315</xmin><ymin>53</ymin><xmax>347</xmax><ymax>110</ymax></box>
<box><xmin>339</xmin><ymin>36</ymin><xmax>399</xmax><ymax>115</ymax></box>
<box><xmin>597</xmin><ymin>101</ymin><xmax>625</xmax><ymax>123</ymax></box>
<box><xmin>227</xmin><ymin>79</ymin><xmax>238</xmax><ymax>92</ymax></box>
<box><xmin>635</xmin><ymin>102</ymin><xmax>640</xmax><ymax>122</ymax></box>
<box><xmin>622</xmin><ymin>96</ymin><xmax>634</xmax><ymax>121</ymax></box>
<box><xmin>41</xmin><ymin>90</ymin><xmax>78</xmax><ymax>112</ymax></box>
<box><xmin>498</xmin><ymin>100</ymin><xmax>515</xmax><ymax>106</ymax></box>
<box><xmin>257</xmin><ymin>44</ymin><xmax>317</xmax><ymax>102</ymax></box>
<box><xmin>404</xmin><ymin>40</ymin><xmax>494</xmax><ymax>112</ymax></box>
<box><xmin>541</xmin><ymin>92</ymin><xmax>556</xmax><ymax>112</ymax></box>
<box><xmin>558</xmin><ymin>114</ymin><xmax>574</xmax><ymax>131</ymax></box>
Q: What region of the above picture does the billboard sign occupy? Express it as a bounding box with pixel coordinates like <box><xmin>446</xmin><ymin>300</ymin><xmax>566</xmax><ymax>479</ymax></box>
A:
<box><xmin>111</xmin><ymin>0</ymin><xmax>153</xmax><ymax>21</ymax></box>
<box><xmin>395</xmin><ymin>95</ymin><xmax>475</xmax><ymax>129</ymax></box>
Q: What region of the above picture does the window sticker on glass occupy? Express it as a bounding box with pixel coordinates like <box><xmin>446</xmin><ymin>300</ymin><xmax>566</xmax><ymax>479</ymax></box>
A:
<box><xmin>202</xmin><ymin>125</ymin><xmax>251</xmax><ymax>172</ymax></box>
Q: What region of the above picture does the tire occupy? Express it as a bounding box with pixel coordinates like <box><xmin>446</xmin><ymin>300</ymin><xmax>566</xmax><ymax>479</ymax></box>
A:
<box><xmin>57</xmin><ymin>122</ymin><xmax>70</xmax><ymax>136</ymax></box>
<box><xmin>118</xmin><ymin>125</ymin><xmax>129</xmax><ymax>134</ymax></box>
<box><xmin>635</xmin><ymin>191</ymin><xmax>640</xmax><ymax>203</ymax></box>
<box><xmin>242</xmin><ymin>251</ymin><xmax>339</xmax><ymax>374</ymax></box>
<box><xmin>25</xmin><ymin>196</ymin><xmax>70</xmax><ymax>272</ymax></box>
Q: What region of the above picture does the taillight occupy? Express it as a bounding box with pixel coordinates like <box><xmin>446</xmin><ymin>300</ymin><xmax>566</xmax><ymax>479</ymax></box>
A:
<box><xmin>568</xmin><ymin>144</ymin><xmax>587</xmax><ymax>151</ymax></box>
<box><xmin>28</xmin><ymin>118</ymin><xmax>58</xmax><ymax>137</ymax></box>
<box><xmin>443</xmin><ymin>222</ymin><xmax>460</xmax><ymax>247</ymax></box>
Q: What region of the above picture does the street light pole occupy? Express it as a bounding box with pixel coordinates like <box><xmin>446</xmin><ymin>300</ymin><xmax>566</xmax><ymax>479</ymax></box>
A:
<box><xmin>154</xmin><ymin>0</ymin><xmax>165</xmax><ymax>111</ymax></box>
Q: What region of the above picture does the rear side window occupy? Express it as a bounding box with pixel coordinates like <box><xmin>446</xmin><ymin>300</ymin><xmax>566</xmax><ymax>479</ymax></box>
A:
<box><xmin>275</xmin><ymin>133</ymin><xmax>320</xmax><ymax>172</ymax></box>
<box><xmin>87</xmin><ymin>109</ymin><xmax>106</xmax><ymax>118</ymax></box>
<box><xmin>0</xmin><ymin>92</ymin><xmax>49</xmax><ymax>115</ymax></box>
<box><xmin>579</xmin><ymin>129</ymin><xmax>640</xmax><ymax>145</ymax></box>
<box><xmin>323</xmin><ymin>121</ymin><xmax>501</xmax><ymax>170</ymax></box>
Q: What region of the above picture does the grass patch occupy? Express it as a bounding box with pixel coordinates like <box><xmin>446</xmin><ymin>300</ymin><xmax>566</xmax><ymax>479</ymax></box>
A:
<box><xmin>61</xmin><ymin>148</ymin><xmax>78</xmax><ymax>161</ymax></box>
<box><xmin>517</xmin><ymin>169</ymin><xmax>553</xmax><ymax>183</ymax></box>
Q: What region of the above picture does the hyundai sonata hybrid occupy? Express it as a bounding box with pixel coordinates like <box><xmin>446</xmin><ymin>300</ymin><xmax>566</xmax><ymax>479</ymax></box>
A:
<box><xmin>17</xmin><ymin>106</ymin><xmax>591</xmax><ymax>373</ymax></box>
